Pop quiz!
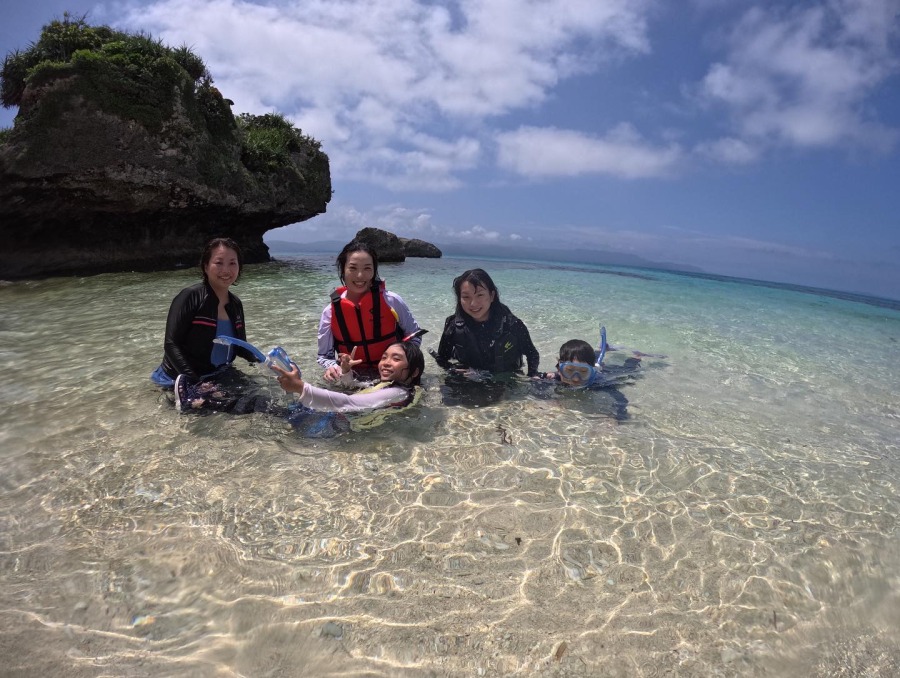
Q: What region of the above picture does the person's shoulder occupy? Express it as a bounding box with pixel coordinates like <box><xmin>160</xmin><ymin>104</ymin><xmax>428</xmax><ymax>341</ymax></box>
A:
<box><xmin>173</xmin><ymin>281</ymin><xmax>205</xmax><ymax>301</ymax></box>
<box><xmin>503</xmin><ymin>308</ymin><xmax>527</xmax><ymax>326</ymax></box>
<box><xmin>509</xmin><ymin>309</ymin><xmax>532</xmax><ymax>329</ymax></box>
<box><xmin>182</xmin><ymin>280</ymin><xmax>206</xmax><ymax>292</ymax></box>
<box><xmin>384</xmin><ymin>289</ymin><xmax>409</xmax><ymax>304</ymax></box>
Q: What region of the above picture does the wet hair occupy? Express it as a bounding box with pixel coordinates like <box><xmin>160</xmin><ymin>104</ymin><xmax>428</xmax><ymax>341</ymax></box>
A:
<box><xmin>558</xmin><ymin>339</ymin><xmax>595</xmax><ymax>365</ymax></box>
<box><xmin>388</xmin><ymin>341</ymin><xmax>425</xmax><ymax>387</ymax></box>
<box><xmin>200</xmin><ymin>237</ymin><xmax>243</xmax><ymax>285</ymax></box>
<box><xmin>452</xmin><ymin>268</ymin><xmax>500</xmax><ymax>317</ymax></box>
<box><xmin>336</xmin><ymin>240</ymin><xmax>379</xmax><ymax>286</ymax></box>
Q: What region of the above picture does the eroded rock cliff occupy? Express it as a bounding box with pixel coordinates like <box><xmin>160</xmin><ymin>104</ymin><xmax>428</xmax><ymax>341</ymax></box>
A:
<box><xmin>0</xmin><ymin>16</ymin><xmax>331</xmax><ymax>279</ymax></box>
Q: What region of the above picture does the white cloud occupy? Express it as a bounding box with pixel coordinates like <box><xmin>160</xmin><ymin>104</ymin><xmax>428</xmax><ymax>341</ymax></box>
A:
<box><xmin>695</xmin><ymin>234</ymin><xmax>838</xmax><ymax>260</ymax></box>
<box><xmin>279</xmin><ymin>200</ymin><xmax>464</xmax><ymax>241</ymax></box>
<box><xmin>699</xmin><ymin>1</ymin><xmax>900</xmax><ymax>151</ymax></box>
<box><xmin>695</xmin><ymin>136</ymin><xmax>760</xmax><ymax>165</ymax></box>
<box><xmin>496</xmin><ymin>123</ymin><xmax>682</xmax><ymax>179</ymax></box>
<box><xmin>447</xmin><ymin>225</ymin><xmax>502</xmax><ymax>241</ymax></box>
<box><xmin>276</xmin><ymin>202</ymin><xmax>530</xmax><ymax>246</ymax></box>
<box><xmin>120</xmin><ymin>0</ymin><xmax>652</xmax><ymax>190</ymax></box>
<box><xmin>332</xmin><ymin>131</ymin><xmax>481</xmax><ymax>191</ymax></box>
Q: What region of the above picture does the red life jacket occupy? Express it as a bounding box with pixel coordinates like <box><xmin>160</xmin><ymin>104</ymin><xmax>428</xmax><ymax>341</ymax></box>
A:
<box><xmin>330</xmin><ymin>281</ymin><xmax>401</xmax><ymax>365</ymax></box>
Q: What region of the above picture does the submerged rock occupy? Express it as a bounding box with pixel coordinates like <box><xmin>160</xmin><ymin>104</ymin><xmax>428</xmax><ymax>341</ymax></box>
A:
<box><xmin>320</xmin><ymin>621</ymin><xmax>344</xmax><ymax>639</ymax></box>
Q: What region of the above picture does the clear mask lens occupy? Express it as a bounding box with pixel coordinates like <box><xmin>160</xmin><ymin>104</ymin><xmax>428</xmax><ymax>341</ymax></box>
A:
<box><xmin>558</xmin><ymin>362</ymin><xmax>596</xmax><ymax>387</ymax></box>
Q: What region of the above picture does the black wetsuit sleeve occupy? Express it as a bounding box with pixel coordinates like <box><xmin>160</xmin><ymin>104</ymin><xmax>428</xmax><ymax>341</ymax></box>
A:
<box><xmin>434</xmin><ymin>316</ymin><xmax>456</xmax><ymax>368</ymax></box>
<box><xmin>512</xmin><ymin>317</ymin><xmax>540</xmax><ymax>376</ymax></box>
<box><xmin>163</xmin><ymin>287</ymin><xmax>203</xmax><ymax>380</ymax></box>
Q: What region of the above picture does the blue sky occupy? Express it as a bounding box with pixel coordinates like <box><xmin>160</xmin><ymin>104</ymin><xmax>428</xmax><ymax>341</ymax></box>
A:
<box><xmin>3</xmin><ymin>0</ymin><xmax>899</xmax><ymax>299</ymax></box>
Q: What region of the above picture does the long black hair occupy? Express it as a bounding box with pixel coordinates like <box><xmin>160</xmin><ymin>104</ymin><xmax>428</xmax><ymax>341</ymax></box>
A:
<box><xmin>200</xmin><ymin>237</ymin><xmax>243</xmax><ymax>285</ymax></box>
<box><xmin>391</xmin><ymin>341</ymin><xmax>424</xmax><ymax>387</ymax></box>
<box><xmin>452</xmin><ymin>268</ymin><xmax>500</xmax><ymax>317</ymax></box>
<box><xmin>558</xmin><ymin>339</ymin><xmax>595</xmax><ymax>365</ymax></box>
<box><xmin>336</xmin><ymin>240</ymin><xmax>379</xmax><ymax>287</ymax></box>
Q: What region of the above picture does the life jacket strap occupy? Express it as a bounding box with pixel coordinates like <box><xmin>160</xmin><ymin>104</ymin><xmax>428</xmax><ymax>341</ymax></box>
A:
<box><xmin>330</xmin><ymin>288</ymin><xmax>354</xmax><ymax>353</ymax></box>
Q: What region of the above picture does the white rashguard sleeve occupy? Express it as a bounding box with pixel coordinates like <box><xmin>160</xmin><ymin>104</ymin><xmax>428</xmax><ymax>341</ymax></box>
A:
<box><xmin>296</xmin><ymin>380</ymin><xmax>408</xmax><ymax>413</ymax></box>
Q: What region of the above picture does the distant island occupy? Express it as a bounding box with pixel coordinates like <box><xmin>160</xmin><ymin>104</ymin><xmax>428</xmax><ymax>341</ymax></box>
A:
<box><xmin>265</xmin><ymin>238</ymin><xmax>704</xmax><ymax>274</ymax></box>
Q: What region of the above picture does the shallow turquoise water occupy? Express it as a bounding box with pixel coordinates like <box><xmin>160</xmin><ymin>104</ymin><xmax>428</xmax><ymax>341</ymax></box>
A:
<box><xmin>1</xmin><ymin>255</ymin><xmax>898</xmax><ymax>676</ymax></box>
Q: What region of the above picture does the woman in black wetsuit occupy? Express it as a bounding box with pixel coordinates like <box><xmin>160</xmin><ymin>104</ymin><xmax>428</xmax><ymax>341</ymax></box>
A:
<box><xmin>434</xmin><ymin>268</ymin><xmax>541</xmax><ymax>376</ymax></box>
<box><xmin>150</xmin><ymin>237</ymin><xmax>259</xmax><ymax>387</ymax></box>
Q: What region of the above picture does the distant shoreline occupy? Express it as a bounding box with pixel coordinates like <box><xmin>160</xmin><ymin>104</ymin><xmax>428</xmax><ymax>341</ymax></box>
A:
<box><xmin>265</xmin><ymin>238</ymin><xmax>703</xmax><ymax>273</ymax></box>
<box><xmin>266</xmin><ymin>239</ymin><xmax>900</xmax><ymax>310</ymax></box>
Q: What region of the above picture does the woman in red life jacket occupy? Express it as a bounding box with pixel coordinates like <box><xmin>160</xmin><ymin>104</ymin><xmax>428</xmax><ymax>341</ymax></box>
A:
<box><xmin>317</xmin><ymin>240</ymin><xmax>422</xmax><ymax>381</ymax></box>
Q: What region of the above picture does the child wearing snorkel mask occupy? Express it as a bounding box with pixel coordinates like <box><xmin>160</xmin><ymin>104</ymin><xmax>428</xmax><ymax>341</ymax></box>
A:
<box><xmin>539</xmin><ymin>327</ymin><xmax>639</xmax><ymax>389</ymax></box>
<box><xmin>544</xmin><ymin>339</ymin><xmax>606</xmax><ymax>388</ymax></box>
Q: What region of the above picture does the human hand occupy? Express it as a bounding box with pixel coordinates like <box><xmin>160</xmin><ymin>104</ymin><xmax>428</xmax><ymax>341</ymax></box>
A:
<box><xmin>338</xmin><ymin>346</ymin><xmax>363</xmax><ymax>374</ymax></box>
<box><xmin>273</xmin><ymin>363</ymin><xmax>304</xmax><ymax>393</ymax></box>
<box><xmin>323</xmin><ymin>364</ymin><xmax>343</xmax><ymax>382</ymax></box>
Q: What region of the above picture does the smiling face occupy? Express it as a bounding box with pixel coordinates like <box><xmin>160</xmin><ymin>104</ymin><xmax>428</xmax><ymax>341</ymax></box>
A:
<box><xmin>203</xmin><ymin>245</ymin><xmax>240</xmax><ymax>294</ymax></box>
<box><xmin>342</xmin><ymin>251</ymin><xmax>375</xmax><ymax>300</ymax></box>
<box><xmin>459</xmin><ymin>281</ymin><xmax>495</xmax><ymax>322</ymax></box>
<box><xmin>378</xmin><ymin>344</ymin><xmax>413</xmax><ymax>383</ymax></box>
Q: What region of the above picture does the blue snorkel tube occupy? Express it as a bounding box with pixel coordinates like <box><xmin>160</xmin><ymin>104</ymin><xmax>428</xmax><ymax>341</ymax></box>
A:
<box><xmin>595</xmin><ymin>325</ymin><xmax>607</xmax><ymax>368</ymax></box>
<box><xmin>214</xmin><ymin>336</ymin><xmax>299</xmax><ymax>376</ymax></box>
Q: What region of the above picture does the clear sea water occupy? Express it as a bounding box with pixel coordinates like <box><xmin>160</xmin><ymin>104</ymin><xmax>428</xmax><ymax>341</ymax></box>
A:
<box><xmin>1</xmin><ymin>254</ymin><xmax>898</xmax><ymax>677</ymax></box>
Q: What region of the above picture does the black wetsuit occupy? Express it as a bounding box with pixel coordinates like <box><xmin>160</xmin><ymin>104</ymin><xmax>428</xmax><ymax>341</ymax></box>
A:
<box><xmin>436</xmin><ymin>303</ymin><xmax>540</xmax><ymax>376</ymax></box>
<box><xmin>157</xmin><ymin>282</ymin><xmax>257</xmax><ymax>381</ymax></box>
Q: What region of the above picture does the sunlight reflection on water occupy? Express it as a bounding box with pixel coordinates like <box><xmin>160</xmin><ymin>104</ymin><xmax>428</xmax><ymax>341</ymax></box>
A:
<box><xmin>1</xmin><ymin>256</ymin><xmax>899</xmax><ymax>676</ymax></box>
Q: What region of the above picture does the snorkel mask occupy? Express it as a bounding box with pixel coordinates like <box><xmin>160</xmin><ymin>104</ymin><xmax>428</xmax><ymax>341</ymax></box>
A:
<box><xmin>557</xmin><ymin>326</ymin><xmax>607</xmax><ymax>389</ymax></box>
<box><xmin>557</xmin><ymin>361</ymin><xmax>600</xmax><ymax>387</ymax></box>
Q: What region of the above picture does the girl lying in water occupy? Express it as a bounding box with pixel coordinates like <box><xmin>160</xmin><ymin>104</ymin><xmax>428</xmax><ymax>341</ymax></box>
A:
<box><xmin>174</xmin><ymin>342</ymin><xmax>424</xmax><ymax>435</ymax></box>
<box><xmin>272</xmin><ymin>342</ymin><xmax>423</xmax><ymax>411</ymax></box>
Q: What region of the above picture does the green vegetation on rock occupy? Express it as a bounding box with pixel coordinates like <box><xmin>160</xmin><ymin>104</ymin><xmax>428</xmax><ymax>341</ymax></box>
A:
<box><xmin>0</xmin><ymin>13</ymin><xmax>331</xmax><ymax>279</ymax></box>
<box><xmin>238</xmin><ymin>112</ymin><xmax>321</xmax><ymax>172</ymax></box>
<box><xmin>0</xmin><ymin>13</ymin><xmax>326</xmax><ymax>189</ymax></box>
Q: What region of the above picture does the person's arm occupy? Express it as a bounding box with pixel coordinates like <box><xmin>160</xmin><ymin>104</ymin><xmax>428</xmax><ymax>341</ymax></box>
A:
<box><xmin>385</xmin><ymin>292</ymin><xmax>422</xmax><ymax>343</ymax></box>
<box><xmin>300</xmin><ymin>383</ymin><xmax>405</xmax><ymax>412</ymax></box>
<box><xmin>316</xmin><ymin>304</ymin><xmax>343</xmax><ymax>381</ymax></box>
<box><xmin>275</xmin><ymin>364</ymin><xmax>402</xmax><ymax>412</ymax></box>
<box><xmin>512</xmin><ymin>317</ymin><xmax>541</xmax><ymax>377</ymax></box>
<box><xmin>163</xmin><ymin>287</ymin><xmax>202</xmax><ymax>380</ymax></box>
